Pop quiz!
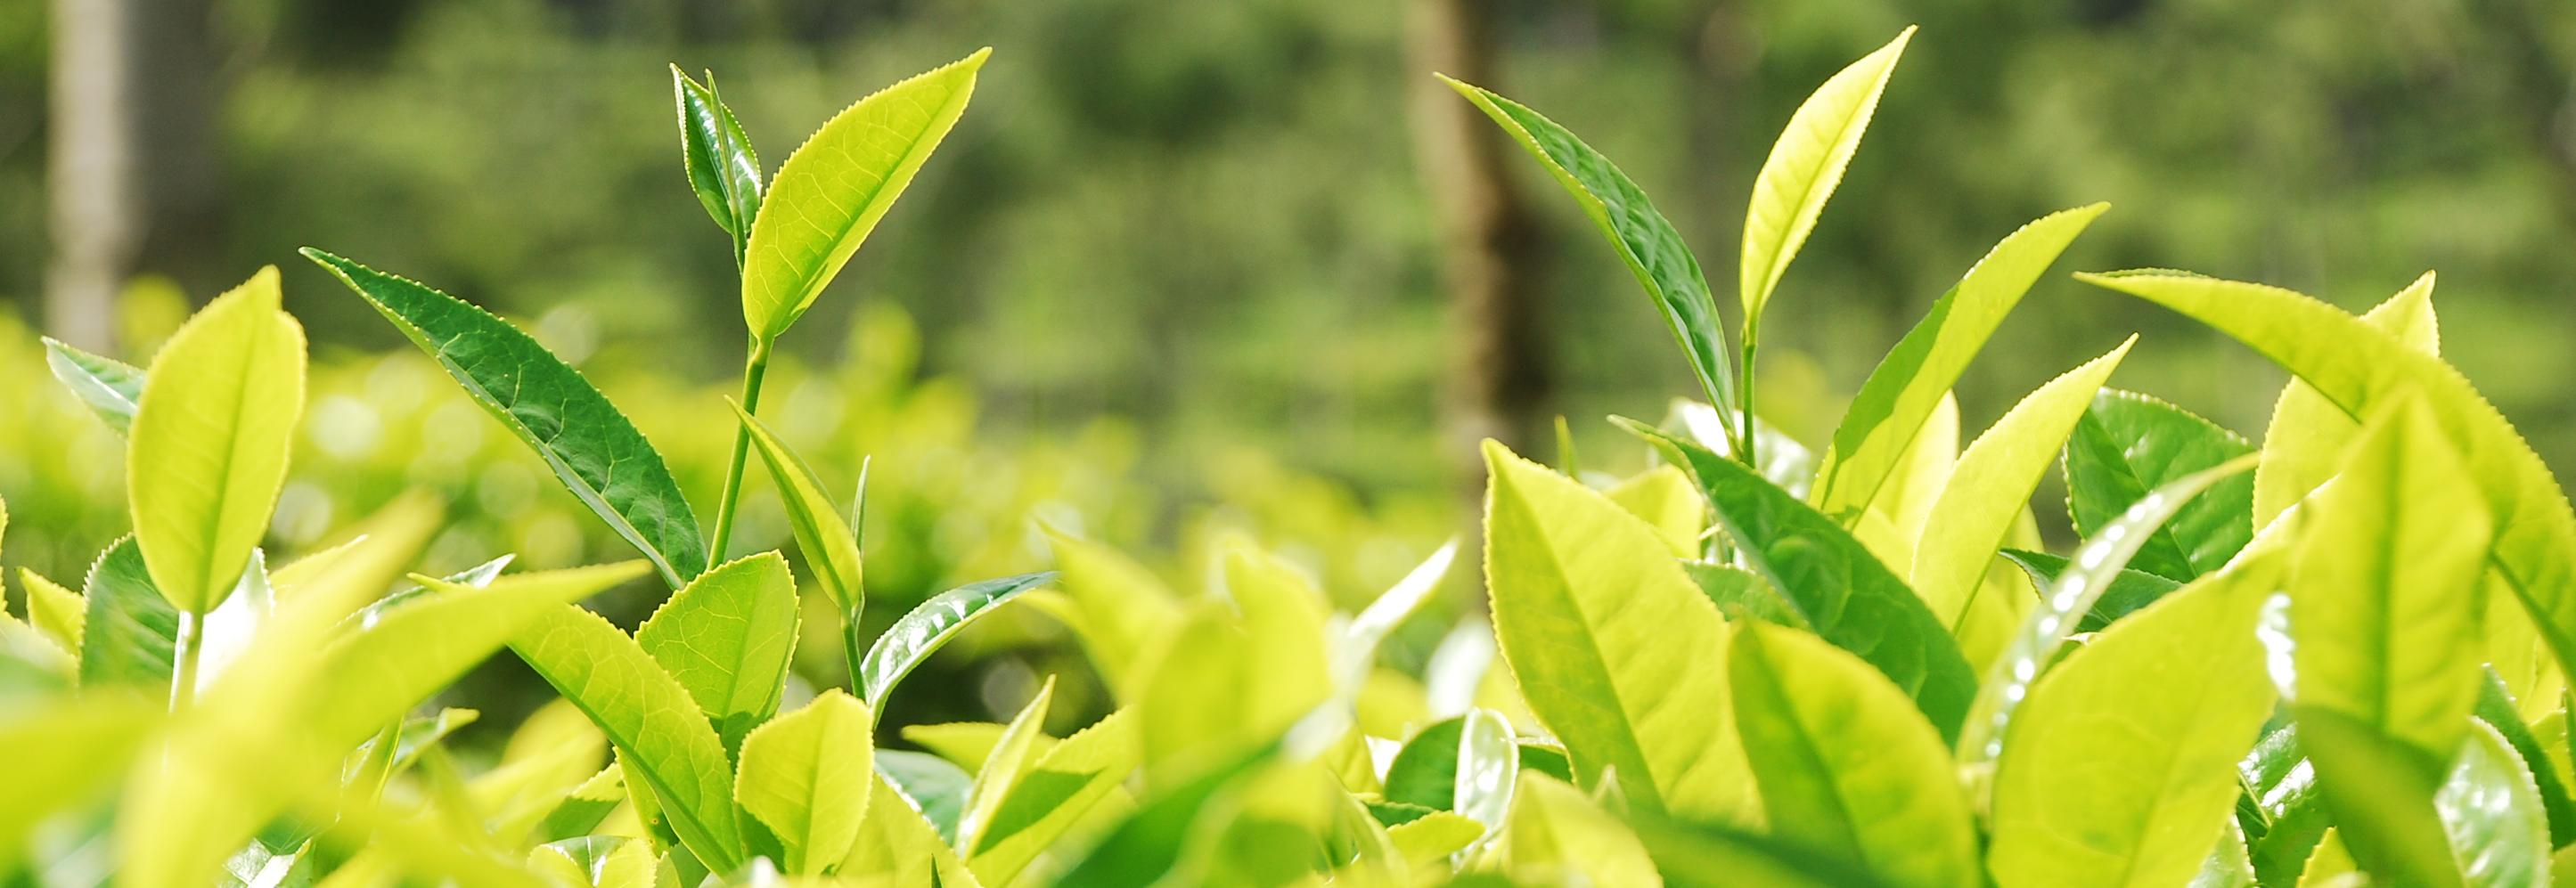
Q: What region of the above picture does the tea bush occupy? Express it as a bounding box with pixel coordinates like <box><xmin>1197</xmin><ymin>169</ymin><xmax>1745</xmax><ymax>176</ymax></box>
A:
<box><xmin>9</xmin><ymin>30</ymin><xmax>2574</xmax><ymax>888</ymax></box>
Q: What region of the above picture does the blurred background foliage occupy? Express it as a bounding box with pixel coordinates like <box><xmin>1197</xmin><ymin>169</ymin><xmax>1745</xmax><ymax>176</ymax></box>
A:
<box><xmin>3</xmin><ymin>0</ymin><xmax>2574</xmax><ymax>730</ymax></box>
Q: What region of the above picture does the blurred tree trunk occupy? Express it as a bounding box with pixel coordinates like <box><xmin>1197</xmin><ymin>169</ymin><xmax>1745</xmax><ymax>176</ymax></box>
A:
<box><xmin>47</xmin><ymin>0</ymin><xmax>138</xmax><ymax>353</ymax></box>
<box><xmin>46</xmin><ymin>0</ymin><xmax>226</xmax><ymax>353</ymax></box>
<box><xmin>1410</xmin><ymin>0</ymin><xmax>1553</xmax><ymax>496</ymax></box>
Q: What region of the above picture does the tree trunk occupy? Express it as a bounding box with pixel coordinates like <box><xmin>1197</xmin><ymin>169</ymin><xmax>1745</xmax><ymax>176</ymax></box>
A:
<box><xmin>1410</xmin><ymin>0</ymin><xmax>1553</xmax><ymax>495</ymax></box>
<box><xmin>47</xmin><ymin>0</ymin><xmax>139</xmax><ymax>353</ymax></box>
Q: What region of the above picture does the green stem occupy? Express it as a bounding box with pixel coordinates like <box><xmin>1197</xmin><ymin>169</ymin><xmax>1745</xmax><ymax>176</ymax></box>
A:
<box><xmin>168</xmin><ymin>610</ymin><xmax>204</xmax><ymax>712</ymax></box>
<box><xmin>843</xmin><ymin>606</ymin><xmax>870</xmax><ymax>697</ymax></box>
<box><xmin>1737</xmin><ymin>326</ymin><xmax>1760</xmax><ymax>470</ymax></box>
<box><xmin>707</xmin><ymin>338</ymin><xmax>774</xmax><ymax>563</ymax></box>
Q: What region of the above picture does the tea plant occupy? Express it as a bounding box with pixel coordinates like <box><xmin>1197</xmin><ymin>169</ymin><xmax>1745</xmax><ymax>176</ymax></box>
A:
<box><xmin>8</xmin><ymin>29</ymin><xmax>2576</xmax><ymax>888</ymax></box>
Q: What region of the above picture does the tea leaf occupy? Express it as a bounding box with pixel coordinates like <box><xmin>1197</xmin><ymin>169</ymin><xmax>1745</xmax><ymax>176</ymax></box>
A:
<box><xmin>2064</xmin><ymin>390</ymin><xmax>2256</xmax><ymax>580</ymax></box>
<box><xmin>732</xmin><ymin>405</ymin><xmax>864</xmax><ymax>614</ymax></box>
<box><xmin>2253</xmin><ymin>272</ymin><xmax>2440</xmax><ymax>528</ymax></box>
<box><xmin>1623</xmin><ymin>421</ymin><xmax>1977</xmax><ymax>742</ymax></box>
<box><xmin>19</xmin><ymin>567</ymin><xmax>86</xmax><ymax>653</ymax></box>
<box><xmin>2473</xmin><ymin>670</ymin><xmax>2576</xmax><ymax>847</ymax></box>
<box><xmin>2291</xmin><ymin>394</ymin><xmax>2490</xmax><ymax>771</ymax></box>
<box><xmin>967</xmin><ymin>708</ymin><xmax>1139</xmax><ymax>884</ymax></box>
<box><xmin>741</xmin><ymin>49</ymin><xmax>987</xmax><ymax>344</ymax></box>
<box><xmin>1481</xmin><ymin>440</ymin><xmax>1754</xmax><ymax>819</ymax></box>
<box><xmin>1452</xmin><ymin>708</ymin><xmax>1519</xmax><ymax>838</ymax></box>
<box><xmin>2436</xmin><ymin>721</ymin><xmax>2550</xmax><ymax>886</ymax></box>
<box><xmin>671</xmin><ymin>66</ymin><xmax>764</xmax><ymax>258</ymax></box>
<box><xmin>843</xmin><ymin>772</ymin><xmax>982</xmax><ymax>885</ymax></box>
<box><xmin>735</xmin><ymin>688</ymin><xmax>874</xmax><ymax>874</ymax></box>
<box><xmin>1500</xmin><ymin>772</ymin><xmax>1661</xmax><ymax>887</ymax></box>
<box><xmin>508</xmin><ymin>600</ymin><xmax>747</xmax><ymax>870</ymax></box>
<box><xmin>858</xmin><ymin>571</ymin><xmax>1053</xmax><ymax>709</ymax></box>
<box><xmin>305</xmin><ymin>248</ymin><xmax>708</xmax><ymax>589</ymax></box>
<box><xmin>960</xmin><ymin>677</ymin><xmax>1057</xmax><ymax>853</ymax></box>
<box><xmin>528</xmin><ymin>835</ymin><xmax>654</xmax><ymax>887</ymax></box>
<box><xmin>78</xmin><ymin>535</ymin><xmax>176</xmax><ymax>688</ymax></box>
<box><xmin>1607</xmin><ymin>466</ymin><xmax>1707</xmax><ymax>558</ymax></box>
<box><xmin>634</xmin><ymin>552</ymin><xmax>798</xmax><ymax>755</ymax></box>
<box><xmin>1043</xmin><ymin>528</ymin><xmax>1181</xmax><ymax>695</ymax></box>
<box><xmin>1728</xmin><ymin>620</ymin><xmax>1980</xmax><ymax>888</ymax></box>
<box><xmin>1738</xmin><ymin>27</ymin><xmax>1913</xmax><ymax>323</ymax></box>
<box><xmin>2294</xmin><ymin>706</ymin><xmax>2455</xmax><ymax>885</ymax></box>
<box><xmin>1988</xmin><ymin>553</ymin><xmax>2279</xmax><ymax>887</ymax></box>
<box><xmin>0</xmin><ymin>696</ymin><xmax>159</xmax><ymax>871</ymax></box>
<box><xmin>1811</xmin><ymin>203</ymin><xmax>2107</xmax><ymax>523</ymax></box>
<box><xmin>2081</xmin><ymin>271</ymin><xmax>2576</xmax><ymax>696</ymax></box>
<box><xmin>875</xmin><ymin>749</ymin><xmax>971</xmax><ymax>843</ymax></box>
<box><xmin>1911</xmin><ymin>339</ymin><xmax>2132</xmax><ymax>626</ymax></box>
<box><xmin>42</xmin><ymin>336</ymin><xmax>144</xmax><ymax>435</ymax></box>
<box><xmin>129</xmin><ymin>266</ymin><xmax>306</xmax><ymax>614</ymax></box>
<box><xmin>1995</xmin><ymin>550</ymin><xmax>2181</xmax><ymax>634</ymax></box>
<box><xmin>1441</xmin><ymin>77</ymin><xmax>1738</xmax><ymax>420</ymax></box>
<box><xmin>1384</xmin><ymin>716</ymin><xmax>1469</xmax><ymax>811</ymax></box>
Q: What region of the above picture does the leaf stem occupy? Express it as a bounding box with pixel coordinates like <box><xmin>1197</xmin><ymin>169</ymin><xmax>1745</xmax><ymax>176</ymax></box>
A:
<box><xmin>843</xmin><ymin>605</ymin><xmax>869</xmax><ymax>697</ymax></box>
<box><xmin>1738</xmin><ymin>325</ymin><xmax>1760</xmax><ymax>470</ymax></box>
<box><xmin>708</xmin><ymin>338</ymin><xmax>774</xmax><ymax>563</ymax></box>
<box><xmin>168</xmin><ymin>610</ymin><xmax>204</xmax><ymax>712</ymax></box>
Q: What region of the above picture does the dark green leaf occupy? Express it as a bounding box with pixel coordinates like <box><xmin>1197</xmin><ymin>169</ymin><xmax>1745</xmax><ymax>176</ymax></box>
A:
<box><xmin>858</xmin><ymin>571</ymin><xmax>1054</xmax><ymax>709</ymax></box>
<box><xmin>1382</xmin><ymin>716</ymin><xmax>1467</xmax><ymax>811</ymax></box>
<box><xmin>1623</xmin><ymin>420</ymin><xmax>1976</xmax><ymax>742</ymax></box>
<box><xmin>876</xmin><ymin>749</ymin><xmax>970</xmax><ymax>845</ymax></box>
<box><xmin>2474</xmin><ymin>671</ymin><xmax>2576</xmax><ymax>848</ymax></box>
<box><xmin>42</xmin><ymin>337</ymin><xmax>144</xmax><ymax>435</ymax></box>
<box><xmin>2062</xmin><ymin>389</ymin><xmax>2255</xmax><ymax>581</ymax></box>
<box><xmin>1997</xmin><ymin>550</ymin><xmax>2182</xmax><ymax>634</ymax></box>
<box><xmin>303</xmin><ymin>248</ymin><xmax>707</xmax><ymax>588</ymax></box>
<box><xmin>1442</xmin><ymin>78</ymin><xmax>1737</xmax><ymax>422</ymax></box>
<box><xmin>671</xmin><ymin>66</ymin><xmax>764</xmax><ymax>259</ymax></box>
<box><xmin>78</xmin><ymin>536</ymin><xmax>176</xmax><ymax>689</ymax></box>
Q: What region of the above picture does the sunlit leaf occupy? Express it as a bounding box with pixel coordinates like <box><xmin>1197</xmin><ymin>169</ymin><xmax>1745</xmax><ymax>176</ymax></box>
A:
<box><xmin>636</xmin><ymin>551</ymin><xmax>800</xmax><ymax>754</ymax></box>
<box><xmin>0</xmin><ymin>696</ymin><xmax>159</xmax><ymax>871</ymax></box>
<box><xmin>1043</xmin><ymin>528</ymin><xmax>1182</xmax><ymax>696</ymax></box>
<box><xmin>1738</xmin><ymin>27</ymin><xmax>1914</xmax><ymax>323</ymax></box>
<box><xmin>1810</xmin><ymin>203</ymin><xmax>2107</xmax><ymax>523</ymax></box>
<box><xmin>960</xmin><ymin>676</ymin><xmax>1056</xmax><ymax>853</ymax></box>
<box><xmin>858</xmin><ymin>571</ymin><xmax>1053</xmax><ymax>709</ymax></box>
<box><xmin>1988</xmin><ymin>554</ymin><xmax>2279</xmax><ymax>887</ymax></box>
<box><xmin>1481</xmin><ymin>440</ymin><xmax>1754</xmax><ymax>819</ymax></box>
<box><xmin>1911</xmin><ymin>339</ymin><xmax>2132</xmax><ymax>626</ymax></box>
<box><xmin>306</xmin><ymin>248</ymin><xmax>707</xmax><ymax>588</ymax></box>
<box><xmin>1729</xmin><ymin>619</ymin><xmax>1979</xmax><ymax>888</ymax></box>
<box><xmin>2081</xmin><ymin>271</ymin><xmax>2576</xmax><ymax>698</ymax></box>
<box><xmin>507</xmin><ymin>599</ymin><xmax>746</xmax><ymax>870</ymax></box>
<box><xmin>527</xmin><ymin>835</ymin><xmax>654</xmax><ymax>888</ymax></box>
<box><xmin>843</xmin><ymin>772</ymin><xmax>984</xmax><ymax>886</ymax></box>
<box><xmin>2253</xmin><ymin>271</ymin><xmax>2440</xmax><ymax>529</ymax></box>
<box><xmin>42</xmin><ymin>336</ymin><xmax>144</xmax><ymax>435</ymax></box>
<box><xmin>1607</xmin><ymin>467</ymin><xmax>1707</xmax><ymax>558</ymax></box>
<box><xmin>966</xmin><ymin>708</ymin><xmax>1139</xmax><ymax>884</ymax></box>
<box><xmin>741</xmin><ymin>49</ymin><xmax>987</xmax><ymax>344</ymax></box>
<box><xmin>128</xmin><ymin>266</ymin><xmax>305</xmax><ymax>614</ymax></box>
<box><xmin>731</xmin><ymin>405</ymin><xmax>864</xmax><ymax>614</ymax></box>
<box><xmin>734</xmin><ymin>688</ymin><xmax>874</xmax><ymax>874</ymax></box>
<box><xmin>16</xmin><ymin>567</ymin><xmax>86</xmax><ymax>653</ymax></box>
<box><xmin>1501</xmin><ymin>772</ymin><xmax>1663</xmax><ymax>887</ymax></box>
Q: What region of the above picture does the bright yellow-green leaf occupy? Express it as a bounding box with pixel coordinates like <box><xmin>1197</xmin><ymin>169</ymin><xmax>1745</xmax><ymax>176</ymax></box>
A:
<box><xmin>732</xmin><ymin>407</ymin><xmax>863</xmax><ymax>614</ymax></box>
<box><xmin>528</xmin><ymin>835</ymin><xmax>655</xmax><ymax>887</ymax></box>
<box><xmin>734</xmin><ymin>688</ymin><xmax>874</xmax><ymax>873</ymax></box>
<box><xmin>2300</xmin><ymin>828</ymin><xmax>2360</xmax><ymax>887</ymax></box>
<box><xmin>19</xmin><ymin>567</ymin><xmax>85</xmax><ymax>653</ymax></box>
<box><xmin>1912</xmin><ymin>339</ymin><xmax>2132</xmax><ymax>626</ymax></box>
<box><xmin>127</xmin><ymin>266</ymin><xmax>307</xmax><ymax>614</ymax></box>
<box><xmin>635</xmin><ymin>550</ymin><xmax>800</xmax><ymax>753</ymax></box>
<box><xmin>1739</xmin><ymin>27</ymin><xmax>1912</xmax><ymax>322</ymax></box>
<box><xmin>740</xmin><ymin>49</ymin><xmax>987</xmax><ymax>344</ymax></box>
<box><xmin>966</xmin><ymin>708</ymin><xmax>1139</xmax><ymax>884</ymax></box>
<box><xmin>1388</xmin><ymin>811</ymin><xmax>1485</xmax><ymax>870</ymax></box>
<box><xmin>1481</xmin><ymin>440</ymin><xmax>1755</xmax><ymax>821</ymax></box>
<box><xmin>903</xmin><ymin>721</ymin><xmax>1018</xmax><ymax>773</ymax></box>
<box><xmin>1606</xmin><ymin>466</ymin><xmax>1706</xmax><ymax>558</ymax></box>
<box><xmin>0</xmin><ymin>696</ymin><xmax>158</xmax><ymax>871</ymax></box>
<box><xmin>2253</xmin><ymin>271</ymin><xmax>2441</xmax><ymax>529</ymax></box>
<box><xmin>844</xmin><ymin>772</ymin><xmax>985</xmax><ymax>887</ymax></box>
<box><xmin>2293</xmin><ymin>394</ymin><xmax>2490</xmax><ymax>767</ymax></box>
<box><xmin>1853</xmin><ymin>393</ymin><xmax>1958</xmax><ymax>573</ymax></box>
<box><xmin>1811</xmin><ymin>203</ymin><xmax>2107</xmax><ymax>524</ymax></box>
<box><xmin>2081</xmin><ymin>271</ymin><xmax>2576</xmax><ymax>715</ymax></box>
<box><xmin>1501</xmin><ymin>771</ymin><xmax>1664</xmax><ymax>887</ymax></box>
<box><xmin>961</xmin><ymin>676</ymin><xmax>1056</xmax><ymax>852</ymax></box>
<box><xmin>1133</xmin><ymin>546</ymin><xmax>1329</xmax><ymax>784</ymax></box>
<box><xmin>1988</xmin><ymin>552</ymin><xmax>2281</xmax><ymax>887</ymax></box>
<box><xmin>1043</xmin><ymin>526</ymin><xmax>1182</xmax><ymax>696</ymax></box>
<box><xmin>1729</xmin><ymin>620</ymin><xmax>1979</xmax><ymax>888</ymax></box>
<box><xmin>508</xmin><ymin>599</ymin><xmax>747</xmax><ymax>871</ymax></box>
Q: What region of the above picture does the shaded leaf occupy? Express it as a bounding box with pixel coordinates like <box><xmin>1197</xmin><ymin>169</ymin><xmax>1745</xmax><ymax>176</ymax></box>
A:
<box><xmin>2063</xmin><ymin>389</ymin><xmax>2257</xmax><ymax>581</ymax></box>
<box><xmin>859</xmin><ymin>571</ymin><xmax>1053</xmax><ymax>709</ymax></box>
<box><xmin>671</xmin><ymin>66</ymin><xmax>764</xmax><ymax>259</ymax></box>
